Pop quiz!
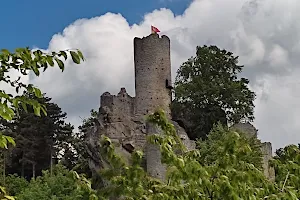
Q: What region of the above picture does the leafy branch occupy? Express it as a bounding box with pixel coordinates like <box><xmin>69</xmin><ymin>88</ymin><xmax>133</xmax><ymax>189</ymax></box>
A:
<box><xmin>0</xmin><ymin>47</ymin><xmax>85</xmax><ymax>199</ymax></box>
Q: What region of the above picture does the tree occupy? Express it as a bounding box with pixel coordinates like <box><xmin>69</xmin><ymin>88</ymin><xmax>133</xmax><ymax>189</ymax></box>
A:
<box><xmin>60</xmin><ymin>109</ymin><xmax>98</xmax><ymax>177</ymax></box>
<box><xmin>2</xmin><ymin>93</ymin><xmax>75</xmax><ymax>179</ymax></box>
<box><xmin>196</xmin><ymin>123</ymin><xmax>264</xmax><ymax>171</ymax></box>
<box><xmin>171</xmin><ymin>45</ymin><xmax>256</xmax><ymax>140</ymax></box>
<box><xmin>0</xmin><ymin>47</ymin><xmax>84</xmax><ymax>199</ymax></box>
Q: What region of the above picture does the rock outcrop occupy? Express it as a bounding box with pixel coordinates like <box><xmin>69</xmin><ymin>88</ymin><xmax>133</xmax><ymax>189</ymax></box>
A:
<box><xmin>85</xmin><ymin>87</ymin><xmax>195</xmax><ymax>183</ymax></box>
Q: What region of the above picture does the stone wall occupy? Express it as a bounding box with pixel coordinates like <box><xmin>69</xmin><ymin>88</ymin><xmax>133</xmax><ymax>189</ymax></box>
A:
<box><xmin>231</xmin><ymin>122</ymin><xmax>275</xmax><ymax>181</ymax></box>
<box><xmin>261</xmin><ymin>142</ymin><xmax>275</xmax><ymax>182</ymax></box>
<box><xmin>231</xmin><ymin>122</ymin><xmax>258</xmax><ymax>138</ymax></box>
<box><xmin>86</xmin><ymin>87</ymin><xmax>194</xmax><ymax>182</ymax></box>
<box><xmin>100</xmin><ymin>87</ymin><xmax>135</xmax><ymax>121</ymax></box>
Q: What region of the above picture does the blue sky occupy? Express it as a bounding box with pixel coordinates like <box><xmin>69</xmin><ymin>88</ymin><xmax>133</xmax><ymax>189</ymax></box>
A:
<box><xmin>1</xmin><ymin>0</ymin><xmax>191</xmax><ymax>50</ymax></box>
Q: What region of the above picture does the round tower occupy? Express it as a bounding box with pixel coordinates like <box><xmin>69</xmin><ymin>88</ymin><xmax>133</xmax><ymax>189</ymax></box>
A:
<box><xmin>134</xmin><ymin>33</ymin><xmax>172</xmax><ymax>118</ymax></box>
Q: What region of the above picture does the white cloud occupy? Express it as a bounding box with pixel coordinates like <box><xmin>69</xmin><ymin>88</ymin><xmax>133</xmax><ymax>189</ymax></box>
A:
<box><xmin>29</xmin><ymin>0</ymin><xmax>300</xmax><ymax>151</ymax></box>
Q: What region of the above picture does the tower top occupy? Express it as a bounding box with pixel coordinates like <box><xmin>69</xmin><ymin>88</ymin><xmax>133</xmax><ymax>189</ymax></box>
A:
<box><xmin>134</xmin><ymin>33</ymin><xmax>170</xmax><ymax>43</ymax></box>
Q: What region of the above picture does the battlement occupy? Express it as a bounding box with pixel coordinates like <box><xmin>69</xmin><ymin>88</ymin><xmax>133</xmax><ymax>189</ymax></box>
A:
<box><xmin>134</xmin><ymin>33</ymin><xmax>170</xmax><ymax>45</ymax></box>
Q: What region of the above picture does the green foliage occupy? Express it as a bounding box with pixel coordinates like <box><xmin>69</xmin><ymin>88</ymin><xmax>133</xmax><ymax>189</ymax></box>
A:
<box><xmin>271</xmin><ymin>144</ymin><xmax>300</xmax><ymax>197</ymax></box>
<box><xmin>94</xmin><ymin>109</ymin><xmax>297</xmax><ymax>199</ymax></box>
<box><xmin>3</xmin><ymin>174</ymin><xmax>28</xmax><ymax>196</ymax></box>
<box><xmin>0</xmin><ymin>134</ymin><xmax>15</xmax><ymax>149</ymax></box>
<box><xmin>0</xmin><ymin>48</ymin><xmax>84</xmax><ymax>120</ymax></box>
<box><xmin>78</xmin><ymin>109</ymin><xmax>98</xmax><ymax>133</ymax></box>
<box><xmin>0</xmin><ymin>47</ymin><xmax>84</xmax><ymax>199</ymax></box>
<box><xmin>197</xmin><ymin>124</ymin><xmax>263</xmax><ymax>170</ymax></box>
<box><xmin>172</xmin><ymin>45</ymin><xmax>256</xmax><ymax>140</ymax></box>
<box><xmin>1</xmin><ymin>93</ymin><xmax>77</xmax><ymax>179</ymax></box>
<box><xmin>13</xmin><ymin>164</ymin><xmax>94</xmax><ymax>200</ymax></box>
<box><xmin>0</xmin><ymin>48</ymin><xmax>84</xmax><ymax>148</ymax></box>
<box><xmin>59</xmin><ymin>109</ymin><xmax>98</xmax><ymax>178</ymax></box>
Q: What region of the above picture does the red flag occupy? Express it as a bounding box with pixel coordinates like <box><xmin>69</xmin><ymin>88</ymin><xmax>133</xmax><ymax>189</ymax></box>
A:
<box><xmin>151</xmin><ymin>25</ymin><xmax>160</xmax><ymax>34</ymax></box>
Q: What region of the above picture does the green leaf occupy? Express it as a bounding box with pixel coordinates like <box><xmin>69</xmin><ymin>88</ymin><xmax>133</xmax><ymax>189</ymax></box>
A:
<box><xmin>12</xmin><ymin>98</ymin><xmax>19</xmax><ymax>109</ymax></box>
<box><xmin>55</xmin><ymin>58</ymin><xmax>65</xmax><ymax>71</ymax></box>
<box><xmin>21</xmin><ymin>102</ymin><xmax>28</xmax><ymax>112</ymax></box>
<box><xmin>77</xmin><ymin>50</ymin><xmax>85</xmax><ymax>61</ymax></box>
<box><xmin>33</xmin><ymin>105</ymin><xmax>41</xmax><ymax>116</ymax></box>
<box><xmin>0</xmin><ymin>106</ymin><xmax>13</xmax><ymax>121</ymax></box>
<box><xmin>32</xmin><ymin>64</ymin><xmax>40</xmax><ymax>76</ymax></box>
<box><xmin>70</xmin><ymin>51</ymin><xmax>81</xmax><ymax>64</ymax></box>
<box><xmin>40</xmin><ymin>105</ymin><xmax>47</xmax><ymax>116</ymax></box>
<box><xmin>4</xmin><ymin>195</ymin><xmax>15</xmax><ymax>200</ymax></box>
<box><xmin>0</xmin><ymin>135</ymin><xmax>8</xmax><ymax>149</ymax></box>
<box><xmin>5</xmin><ymin>136</ymin><xmax>16</xmax><ymax>146</ymax></box>
<box><xmin>46</xmin><ymin>55</ymin><xmax>54</xmax><ymax>66</ymax></box>
<box><xmin>33</xmin><ymin>87</ymin><xmax>42</xmax><ymax>98</ymax></box>
<box><xmin>60</xmin><ymin>51</ymin><xmax>67</xmax><ymax>60</ymax></box>
<box><xmin>27</xmin><ymin>84</ymin><xmax>34</xmax><ymax>93</ymax></box>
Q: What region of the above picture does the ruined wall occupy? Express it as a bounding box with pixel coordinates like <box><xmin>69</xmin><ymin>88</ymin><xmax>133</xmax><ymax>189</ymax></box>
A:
<box><xmin>146</xmin><ymin>122</ymin><xmax>167</xmax><ymax>180</ymax></box>
<box><xmin>134</xmin><ymin>34</ymin><xmax>172</xmax><ymax>118</ymax></box>
<box><xmin>231</xmin><ymin>122</ymin><xmax>275</xmax><ymax>181</ymax></box>
<box><xmin>261</xmin><ymin>142</ymin><xmax>275</xmax><ymax>182</ymax></box>
<box><xmin>100</xmin><ymin>88</ymin><xmax>135</xmax><ymax>122</ymax></box>
<box><xmin>231</xmin><ymin>122</ymin><xmax>258</xmax><ymax>138</ymax></box>
<box><xmin>99</xmin><ymin>88</ymin><xmax>140</xmax><ymax>142</ymax></box>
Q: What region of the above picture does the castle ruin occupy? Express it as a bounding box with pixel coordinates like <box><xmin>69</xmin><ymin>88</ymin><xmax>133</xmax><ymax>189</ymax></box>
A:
<box><xmin>85</xmin><ymin>33</ymin><xmax>275</xmax><ymax>183</ymax></box>
<box><xmin>86</xmin><ymin>33</ymin><xmax>194</xmax><ymax>182</ymax></box>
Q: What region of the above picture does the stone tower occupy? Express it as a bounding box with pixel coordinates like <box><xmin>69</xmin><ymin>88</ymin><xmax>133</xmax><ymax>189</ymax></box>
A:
<box><xmin>134</xmin><ymin>33</ymin><xmax>173</xmax><ymax>119</ymax></box>
<box><xmin>134</xmin><ymin>33</ymin><xmax>173</xmax><ymax>180</ymax></box>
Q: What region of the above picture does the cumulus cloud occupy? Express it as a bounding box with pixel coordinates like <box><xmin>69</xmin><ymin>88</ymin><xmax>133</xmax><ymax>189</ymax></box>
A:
<box><xmin>29</xmin><ymin>0</ymin><xmax>300</xmax><ymax>151</ymax></box>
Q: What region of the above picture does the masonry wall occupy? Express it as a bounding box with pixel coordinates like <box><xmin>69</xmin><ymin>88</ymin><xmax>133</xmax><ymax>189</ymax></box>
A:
<box><xmin>231</xmin><ymin>122</ymin><xmax>258</xmax><ymax>138</ymax></box>
<box><xmin>100</xmin><ymin>88</ymin><xmax>135</xmax><ymax>122</ymax></box>
<box><xmin>231</xmin><ymin>122</ymin><xmax>275</xmax><ymax>181</ymax></box>
<box><xmin>261</xmin><ymin>142</ymin><xmax>275</xmax><ymax>182</ymax></box>
<box><xmin>134</xmin><ymin>34</ymin><xmax>172</xmax><ymax>118</ymax></box>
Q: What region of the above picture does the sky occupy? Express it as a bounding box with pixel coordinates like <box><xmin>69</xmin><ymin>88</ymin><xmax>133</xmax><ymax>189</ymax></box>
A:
<box><xmin>1</xmin><ymin>0</ymin><xmax>300</xmax><ymax>152</ymax></box>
